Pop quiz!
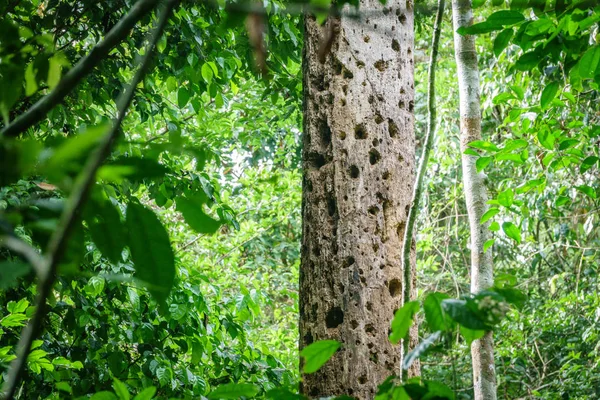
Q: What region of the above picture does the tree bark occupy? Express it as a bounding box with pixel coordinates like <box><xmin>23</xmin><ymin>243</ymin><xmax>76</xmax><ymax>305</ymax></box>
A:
<box><xmin>300</xmin><ymin>1</ymin><xmax>416</xmax><ymax>398</ymax></box>
<box><xmin>451</xmin><ymin>1</ymin><xmax>497</xmax><ymax>399</ymax></box>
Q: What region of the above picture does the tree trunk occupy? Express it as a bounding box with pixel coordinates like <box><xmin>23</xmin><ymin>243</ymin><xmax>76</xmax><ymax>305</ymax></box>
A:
<box><xmin>451</xmin><ymin>1</ymin><xmax>497</xmax><ymax>399</ymax></box>
<box><xmin>299</xmin><ymin>1</ymin><xmax>416</xmax><ymax>398</ymax></box>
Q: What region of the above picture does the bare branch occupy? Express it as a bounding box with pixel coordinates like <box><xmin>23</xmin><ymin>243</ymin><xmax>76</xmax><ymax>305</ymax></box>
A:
<box><xmin>0</xmin><ymin>1</ymin><xmax>178</xmax><ymax>397</ymax></box>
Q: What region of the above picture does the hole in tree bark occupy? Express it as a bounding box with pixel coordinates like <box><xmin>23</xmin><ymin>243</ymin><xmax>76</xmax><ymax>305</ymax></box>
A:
<box><xmin>349</xmin><ymin>165</ymin><xmax>360</xmax><ymax>178</ymax></box>
<box><xmin>369</xmin><ymin>148</ymin><xmax>381</xmax><ymax>165</ymax></box>
<box><xmin>358</xmin><ymin>375</ymin><xmax>368</xmax><ymax>384</ymax></box>
<box><xmin>388</xmin><ymin>278</ymin><xmax>402</xmax><ymax>297</ymax></box>
<box><xmin>327</xmin><ymin>194</ymin><xmax>337</xmax><ymax>217</ymax></box>
<box><xmin>304</xmin><ymin>331</ymin><xmax>313</xmax><ymax>345</ymax></box>
<box><xmin>368</xmin><ymin>205</ymin><xmax>378</xmax><ymax>215</ymax></box>
<box><xmin>388</xmin><ymin>119</ymin><xmax>399</xmax><ymax>137</ymax></box>
<box><xmin>307</xmin><ymin>152</ymin><xmax>327</xmax><ymax>169</ymax></box>
<box><xmin>397</xmin><ymin>221</ymin><xmax>406</xmax><ymax>238</ymax></box>
<box><xmin>354</xmin><ymin>124</ymin><xmax>368</xmax><ymax>139</ymax></box>
<box><xmin>325</xmin><ymin>307</ymin><xmax>344</xmax><ymax>328</ymax></box>
<box><xmin>320</xmin><ymin>120</ymin><xmax>332</xmax><ymax>145</ymax></box>
<box><xmin>392</xmin><ymin>39</ymin><xmax>400</xmax><ymax>52</ymax></box>
<box><xmin>350</xmin><ymin>320</ymin><xmax>359</xmax><ymax>329</ymax></box>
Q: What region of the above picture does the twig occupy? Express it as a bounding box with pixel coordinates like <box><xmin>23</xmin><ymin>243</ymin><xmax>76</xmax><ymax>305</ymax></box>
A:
<box><xmin>400</xmin><ymin>0</ymin><xmax>445</xmax><ymax>382</ymax></box>
<box><xmin>0</xmin><ymin>236</ymin><xmax>45</xmax><ymax>277</ymax></box>
<box><xmin>0</xmin><ymin>1</ymin><xmax>177</xmax><ymax>397</ymax></box>
<box><xmin>0</xmin><ymin>0</ymin><xmax>161</xmax><ymax>139</ymax></box>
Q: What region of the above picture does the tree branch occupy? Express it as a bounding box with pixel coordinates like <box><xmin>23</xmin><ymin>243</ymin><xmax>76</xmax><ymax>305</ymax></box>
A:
<box><xmin>401</xmin><ymin>0</ymin><xmax>445</xmax><ymax>382</ymax></box>
<box><xmin>0</xmin><ymin>236</ymin><xmax>45</xmax><ymax>278</ymax></box>
<box><xmin>0</xmin><ymin>0</ymin><xmax>161</xmax><ymax>139</ymax></box>
<box><xmin>0</xmin><ymin>1</ymin><xmax>178</xmax><ymax>397</ymax></box>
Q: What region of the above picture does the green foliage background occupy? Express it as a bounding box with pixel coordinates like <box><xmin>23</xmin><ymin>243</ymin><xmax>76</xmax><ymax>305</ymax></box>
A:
<box><xmin>0</xmin><ymin>0</ymin><xmax>598</xmax><ymax>399</ymax></box>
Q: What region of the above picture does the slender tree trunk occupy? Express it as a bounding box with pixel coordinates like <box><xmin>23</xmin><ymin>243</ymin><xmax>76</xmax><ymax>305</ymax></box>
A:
<box><xmin>401</xmin><ymin>0</ymin><xmax>444</xmax><ymax>382</ymax></box>
<box><xmin>300</xmin><ymin>0</ymin><xmax>416</xmax><ymax>398</ymax></box>
<box><xmin>451</xmin><ymin>1</ymin><xmax>497</xmax><ymax>399</ymax></box>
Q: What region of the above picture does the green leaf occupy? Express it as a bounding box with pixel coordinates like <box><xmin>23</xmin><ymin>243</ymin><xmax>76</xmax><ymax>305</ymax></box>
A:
<box><xmin>177</xmin><ymin>87</ymin><xmax>191</xmax><ymax>108</ymax></box>
<box><xmin>44</xmin><ymin>125</ymin><xmax>107</xmax><ymax>181</ymax></box>
<box><xmin>85</xmin><ymin>195</ymin><xmax>126</xmax><ymax>264</ymax></box>
<box><xmin>578</xmin><ymin>45</ymin><xmax>600</xmax><ymax>79</ymax></box>
<box><xmin>480</xmin><ymin>208</ymin><xmax>499</xmax><ymax>224</ymax></box>
<box><xmin>540</xmin><ymin>82</ymin><xmax>560</xmax><ymax>109</ymax></box>
<box><xmin>497</xmin><ymin>188</ymin><xmax>514</xmax><ymax>208</ymax></box>
<box><xmin>113</xmin><ymin>379</ymin><xmax>130</xmax><ymax>400</ymax></box>
<box><xmin>487</xmin><ymin>10</ymin><xmax>526</xmax><ymax>26</ymax></box>
<box><xmin>265</xmin><ymin>388</ymin><xmax>307</xmax><ymax>400</ymax></box>
<box><xmin>25</xmin><ymin>62</ymin><xmax>38</xmax><ymax>96</ymax></box>
<box><xmin>501</xmin><ymin>139</ymin><xmax>528</xmax><ymax>152</ymax></box>
<box><xmin>576</xmin><ymin>185</ymin><xmax>597</xmax><ymax>199</ymax></box>
<box><xmin>483</xmin><ymin>239</ymin><xmax>495</xmax><ymax>253</ymax></box>
<box><xmin>403</xmin><ymin>331</ymin><xmax>441</xmax><ymax>370</ymax></box>
<box><xmin>442</xmin><ymin>299</ymin><xmax>489</xmax><ymax>330</ymax></box>
<box><xmin>176</xmin><ymin>196</ymin><xmax>222</xmax><ymax>234</ymax></box>
<box><xmin>494</xmin><ymin>28</ymin><xmax>514</xmax><ymax>57</ymax></box>
<box><xmin>201</xmin><ymin>63</ymin><xmax>214</xmax><ymax>83</ymax></box>
<box><xmin>389</xmin><ymin>301</ymin><xmax>420</xmax><ymax>344</ymax></box>
<box><xmin>300</xmin><ymin>340</ymin><xmax>341</xmax><ymax>373</ymax></box>
<box><xmin>502</xmin><ymin>221</ymin><xmax>521</xmax><ymax>244</ymax></box>
<box><xmin>310</xmin><ymin>0</ymin><xmax>332</xmax><ymax>24</ymax></box>
<box><xmin>0</xmin><ymin>261</ymin><xmax>32</xmax><ymax>290</ymax></box>
<box><xmin>459</xmin><ymin>325</ymin><xmax>485</xmax><ymax>346</ymax></box>
<box><xmin>515</xmin><ymin>51</ymin><xmax>541</xmax><ymax>71</ymax></box>
<box><xmin>126</xmin><ymin>202</ymin><xmax>175</xmax><ymax>305</ymax></box>
<box><xmin>537</xmin><ymin>129</ymin><xmax>555</xmax><ymax>150</ymax></box>
<box><xmin>98</xmin><ymin>157</ymin><xmax>169</xmax><ymax>183</ymax></box>
<box><xmin>423</xmin><ymin>293</ymin><xmax>451</xmax><ymax>332</ymax></box>
<box><xmin>580</xmin><ymin>156</ymin><xmax>599</xmax><ymax>173</ymax></box>
<box><xmin>91</xmin><ymin>392</ymin><xmax>118</xmax><ymax>400</ymax></box>
<box><xmin>208</xmin><ymin>383</ymin><xmax>260</xmax><ymax>399</ymax></box>
<box><xmin>467</xmin><ymin>140</ymin><xmax>499</xmax><ymax>152</ymax></box>
<box><xmin>132</xmin><ymin>387</ymin><xmax>157</xmax><ymax>400</ymax></box>
<box><xmin>457</xmin><ymin>10</ymin><xmax>525</xmax><ymax>35</ymax></box>
<box><xmin>476</xmin><ymin>156</ymin><xmax>493</xmax><ymax>173</ymax></box>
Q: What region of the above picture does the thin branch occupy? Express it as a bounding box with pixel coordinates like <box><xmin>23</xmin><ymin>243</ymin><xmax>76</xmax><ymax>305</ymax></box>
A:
<box><xmin>0</xmin><ymin>0</ymin><xmax>161</xmax><ymax>139</ymax></box>
<box><xmin>0</xmin><ymin>1</ymin><xmax>178</xmax><ymax>397</ymax></box>
<box><xmin>0</xmin><ymin>236</ymin><xmax>45</xmax><ymax>278</ymax></box>
<box><xmin>401</xmin><ymin>0</ymin><xmax>445</xmax><ymax>382</ymax></box>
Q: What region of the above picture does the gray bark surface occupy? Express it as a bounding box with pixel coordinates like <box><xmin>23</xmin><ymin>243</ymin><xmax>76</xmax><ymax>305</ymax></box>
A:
<box><xmin>300</xmin><ymin>1</ymin><xmax>416</xmax><ymax>398</ymax></box>
<box><xmin>451</xmin><ymin>1</ymin><xmax>497</xmax><ymax>399</ymax></box>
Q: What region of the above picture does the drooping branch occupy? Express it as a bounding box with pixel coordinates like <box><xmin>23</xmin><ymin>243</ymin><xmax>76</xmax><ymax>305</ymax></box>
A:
<box><xmin>401</xmin><ymin>0</ymin><xmax>445</xmax><ymax>381</ymax></box>
<box><xmin>0</xmin><ymin>0</ymin><xmax>161</xmax><ymax>139</ymax></box>
<box><xmin>0</xmin><ymin>1</ymin><xmax>178</xmax><ymax>397</ymax></box>
<box><xmin>0</xmin><ymin>236</ymin><xmax>45</xmax><ymax>277</ymax></box>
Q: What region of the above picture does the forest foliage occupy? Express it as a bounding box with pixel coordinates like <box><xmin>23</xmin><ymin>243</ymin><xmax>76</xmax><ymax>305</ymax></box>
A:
<box><xmin>0</xmin><ymin>0</ymin><xmax>599</xmax><ymax>399</ymax></box>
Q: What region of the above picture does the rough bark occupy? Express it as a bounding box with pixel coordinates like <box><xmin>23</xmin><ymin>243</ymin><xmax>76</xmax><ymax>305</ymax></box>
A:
<box><xmin>451</xmin><ymin>1</ymin><xmax>497</xmax><ymax>399</ymax></box>
<box><xmin>299</xmin><ymin>1</ymin><xmax>416</xmax><ymax>398</ymax></box>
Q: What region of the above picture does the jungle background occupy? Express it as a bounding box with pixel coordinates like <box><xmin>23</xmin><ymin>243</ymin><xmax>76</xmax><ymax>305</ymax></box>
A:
<box><xmin>0</xmin><ymin>0</ymin><xmax>599</xmax><ymax>398</ymax></box>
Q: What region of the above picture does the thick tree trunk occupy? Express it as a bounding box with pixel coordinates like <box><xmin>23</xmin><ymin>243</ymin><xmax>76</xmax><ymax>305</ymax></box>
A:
<box><xmin>299</xmin><ymin>1</ymin><xmax>416</xmax><ymax>398</ymax></box>
<box><xmin>451</xmin><ymin>1</ymin><xmax>497</xmax><ymax>399</ymax></box>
